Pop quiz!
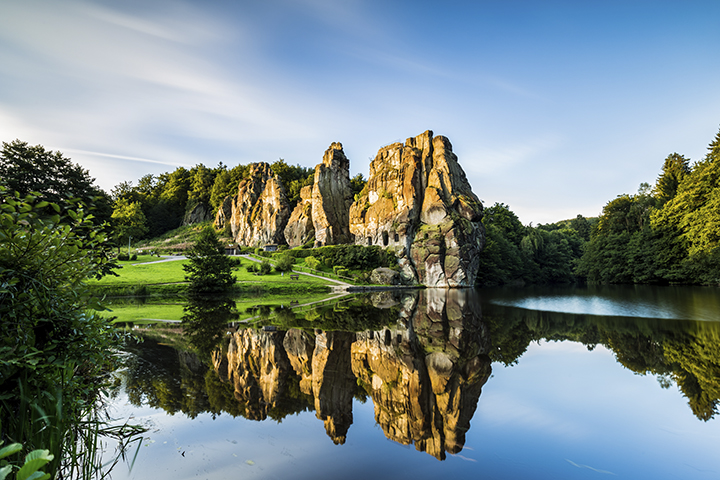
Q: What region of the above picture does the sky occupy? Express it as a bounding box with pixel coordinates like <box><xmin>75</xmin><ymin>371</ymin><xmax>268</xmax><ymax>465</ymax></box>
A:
<box><xmin>1</xmin><ymin>0</ymin><xmax>719</xmax><ymax>225</ymax></box>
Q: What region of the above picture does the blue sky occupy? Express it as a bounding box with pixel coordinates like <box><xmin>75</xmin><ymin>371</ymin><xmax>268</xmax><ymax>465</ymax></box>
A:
<box><xmin>1</xmin><ymin>0</ymin><xmax>719</xmax><ymax>224</ymax></box>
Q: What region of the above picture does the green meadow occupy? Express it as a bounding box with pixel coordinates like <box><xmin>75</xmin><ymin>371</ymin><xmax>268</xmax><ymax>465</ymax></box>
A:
<box><xmin>91</xmin><ymin>255</ymin><xmax>342</xmax><ymax>323</ymax></box>
<box><xmin>88</xmin><ymin>255</ymin><xmax>335</xmax><ymax>288</ymax></box>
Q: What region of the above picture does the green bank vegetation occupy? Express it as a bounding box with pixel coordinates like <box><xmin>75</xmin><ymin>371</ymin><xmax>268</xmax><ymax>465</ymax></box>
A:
<box><xmin>0</xmin><ymin>186</ymin><xmax>141</xmax><ymax>479</ymax></box>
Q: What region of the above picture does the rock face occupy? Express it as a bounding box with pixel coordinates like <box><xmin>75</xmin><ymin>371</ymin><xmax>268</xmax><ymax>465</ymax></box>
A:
<box><xmin>370</xmin><ymin>267</ymin><xmax>402</xmax><ymax>286</ymax></box>
<box><xmin>312</xmin><ymin>143</ymin><xmax>354</xmax><ymax>246</ymax></box>
<box><xmin>214</xmin><ymin>163</ymin><xmax>291</xmax><ymax>246</ymax></box>
<box><xmin>214</xmin><ymin>195</ymin><xmax>233</xmax><ymax>230</ymax></box>
<box><xmin>284</xmin><ymin>185</ymin><xmax>315</xmax><ymax>248</ymax></box>
<box><xmin>349</xmin><ymin>131</ymin><xmax>484</xmax><ymax>287</ymax></box>
<box><xmin>183</xmin><ymin>202</ymin><xmax>212</xmax><ymax>225</ymax></box>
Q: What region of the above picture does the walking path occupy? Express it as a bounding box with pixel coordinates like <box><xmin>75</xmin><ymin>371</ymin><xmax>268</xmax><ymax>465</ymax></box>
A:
<box><xmin>239</xmin><ymin>254</ymin><xmax>353</xmax><ymax>288</ymax></box>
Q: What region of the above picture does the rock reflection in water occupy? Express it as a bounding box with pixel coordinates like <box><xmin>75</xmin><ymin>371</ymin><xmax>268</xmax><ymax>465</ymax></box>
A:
<box><xmin>211</xmin><ymin>289</ymin><xmax>492</xmax><ymax>459</ymax></box>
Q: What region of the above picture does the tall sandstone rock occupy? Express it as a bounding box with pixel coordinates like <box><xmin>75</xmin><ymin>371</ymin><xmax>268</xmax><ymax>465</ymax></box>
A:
<box><xmin>349</xmin><ymin>131</ymin><xmax>484</xmax><ymax>287</ymax></box>
<box><xmin>283</xmin><ymin>185</ymin><xmax>314</xmax><ymax>248</ymax></box>
<box><xmin>214</xmin><ymin>162</ymin><xmax>290</xmax><ymax>246</ymax></box>
<box><xmin>312</xmin><ymin>142</ymin><xmax>354</xmax><ymax>246</ymax></box>
<box><xmin>284</xmin><ymin>142</ymin><xmax>354</xmax><ymax>248</ymax></box>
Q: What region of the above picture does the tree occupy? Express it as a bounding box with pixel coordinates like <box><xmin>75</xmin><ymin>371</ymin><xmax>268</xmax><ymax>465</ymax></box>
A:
<box><xmin>0</xmin><ymin>140</ymin><xmax>112</xmax><ymax>224</ymax></box>
<box><xmin>654</xmin><ymin>153</ymin><xmax>690</xmax><ymax>205</ymax></box>
<box><xmin>111</xmin><ymin>198</ymin><xmax>149</xmax><ymax>252</ymax></box>
<box><xmin>182</xmin><ymin>227</ymin><xmax>235</xmax><ymax>295</ymax></box>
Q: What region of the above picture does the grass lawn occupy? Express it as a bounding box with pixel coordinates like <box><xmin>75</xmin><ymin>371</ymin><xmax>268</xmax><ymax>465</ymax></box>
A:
<box><xmin>89</xmin><ymin>256</ymin><xmax>335</xmax><ymax>287</ymax></box>
<box><xmin>104</xmin><ymin>292</ymin><xmax>336</xmax><ymax>323</ymax></box>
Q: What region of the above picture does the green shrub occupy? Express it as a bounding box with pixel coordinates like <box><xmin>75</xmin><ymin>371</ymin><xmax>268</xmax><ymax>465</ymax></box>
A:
<box><xmin>118</xmin><ymin>253</ymin><xmax>129</xmax><ymax>261</ymax></box>
<box><xmin>305</xmin><ymin>256</ymin><xmax>320</xmax><ymax>270</ymax></box>
<box><xmin>259</xmin><ymin>260</ymin><xmax>272</xmax><ymax>275</ymax></box>
<box><xmin>274</xmin><ymin>254</ymin><xmax>295</xmax><ymax>273</ymax></box>
<box><xmin>130</xmin><ymin>253</ymin><xmax>137</xmax><ymax>261</ymax></box>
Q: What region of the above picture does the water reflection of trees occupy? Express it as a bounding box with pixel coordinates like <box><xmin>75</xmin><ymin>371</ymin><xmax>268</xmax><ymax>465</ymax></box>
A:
<box><xmin>484</xmin><ymin>302</ymin><xmax>720</xmax><ymax>420</ymax></box>
<box><xmin>119</xmin><ymin>288</ymin><xmax>720</xmax><ymax>461</ymax></box>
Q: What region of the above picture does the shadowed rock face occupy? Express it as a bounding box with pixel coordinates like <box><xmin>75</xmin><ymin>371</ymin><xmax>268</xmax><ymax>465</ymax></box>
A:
<box><xmin>284</xmin><ymin>185</ymin><xmax>314</xmax><ymax>248</ymax></box>
<box><xmin>183</xmin><ymin>202</ymin><xmax>212</xmax><ymax>226</ymax></box>
<box><xmin>211</xmin><ymin>289</ymin><xmax>491</xmax><ymax>459</ymax></box>
<box><xmin>349</xmin><ymin>131</ymin><xmax>484</xmax><ymax>287</ymax></box>
<box><xmin>214</xmin><ymin>162</ymin><xmax>291</xmax><ymax>246</ymax></box>
<box><xmin>312</xmin><ymin>142</ymin><xmax>354</xmax><ymax>246</ymax></box>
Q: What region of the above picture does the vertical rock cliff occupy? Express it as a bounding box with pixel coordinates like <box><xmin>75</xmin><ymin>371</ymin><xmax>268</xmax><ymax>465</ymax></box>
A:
<box><xmin>349</xmin><ymin>130</ymin><xmax>484</xmax><ymax>287</ymax></box>
<box><xmin>213</xmin><ymin>162</ymin><xmax>291</xmax><ymax>246</ymax></box>
<box><xmin>283</xmin><ymin>185</ymin><xmax>314</xmax><ymax>248</ymax></box>
<box><xmin>312</xmin><ymin>142</ymin><xmax>354</xmax><ymax>246</ymax></box>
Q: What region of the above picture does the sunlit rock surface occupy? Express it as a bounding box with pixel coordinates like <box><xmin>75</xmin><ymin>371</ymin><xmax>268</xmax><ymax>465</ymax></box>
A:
<box><xmin>349</xmin><ymin>130</ymin><xmax>484</xmax><ymax>287</ymax></box>
<box><xmin>213</xmin><ymin>162</ymin><xmax>290</xmax><ymax>246</ymax></box>
<box><xmin>311</xmin><ymin>142</ymin><xmax>354</xmax><ymax>246</ymax></box>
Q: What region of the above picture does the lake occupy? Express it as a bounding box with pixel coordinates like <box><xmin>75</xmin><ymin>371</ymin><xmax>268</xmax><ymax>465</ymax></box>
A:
<box><xmin>105</xmin><ymin>285</ymin><xmax>720</xmax><ymax>479</ymax></box>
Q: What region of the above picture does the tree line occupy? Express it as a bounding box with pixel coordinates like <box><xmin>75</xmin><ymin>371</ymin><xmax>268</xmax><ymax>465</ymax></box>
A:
<box><xmin>478</xmin><ymin>126</ymin><xmax>720</xmax><ymax>287</ymax></box>
<box><xmin>3</xmin><ymin>126</ymin><xmax>720</xmax><ymax>286</ymax></box>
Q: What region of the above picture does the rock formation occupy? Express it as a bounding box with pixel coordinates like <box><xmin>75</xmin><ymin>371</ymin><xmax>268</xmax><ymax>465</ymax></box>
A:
<box><xmin>283</xmin><ymin>185</ymin><xmax>315</xmax><ymax>248</ymax></box>
<box><xmin>349</xmin><ymin>130</ymin><xmax>484</xmax><ymax>287</ymax></box>
<box><xmin>182</xmin><ymin>202</ymin><xmax>212</xmax><ymax>225</ymax></box>
<box><xmin>213</xmin><ymin>162</ymin><xmax>291</xmax><ymax>246</ymax></box>
<box><xmin>312</xmin><ymin>142</ymin><xmax>354</xmax><ymax>246</ymax></box>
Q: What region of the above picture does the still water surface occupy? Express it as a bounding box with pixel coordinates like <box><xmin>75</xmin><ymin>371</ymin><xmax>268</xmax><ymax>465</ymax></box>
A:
<box><xmin>107</xmin><ymin>286</ymin><xmax>720</xmax><ymax>479</ymax></box>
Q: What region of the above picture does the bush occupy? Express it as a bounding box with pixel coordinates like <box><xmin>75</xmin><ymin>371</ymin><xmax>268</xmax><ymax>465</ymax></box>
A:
<box><xmin>117</xmin><ymin>253</ymin><xmax>129</xmax><ymax>261</ymax></box>
<box><xmin>246</xmin><ymin>263</ymin><xmax>258</xmax><ymax>273</ymax></box>
<box><xmin>130</xmin><ymin>253</ymin><xmax>137</xmax><ymax>261</ymax></box>
<box><xmin>274</xmin><ymin>254</ymin><xmax>295</xmax><ymax>273</ymax></box>
<box><xmin>259</xmin><ymin>260</ymin><xmax>272</xmax><ymax>275</ymax></box>
<box><xmin>305</xmin><ymin>256</ymin><xmax>320</xmax><ymax>270</ymax></box>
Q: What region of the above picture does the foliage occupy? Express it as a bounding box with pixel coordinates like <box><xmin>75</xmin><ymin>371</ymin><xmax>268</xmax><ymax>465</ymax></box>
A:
<box><xmin>578</xmin><ymin>126</ymin><xmax>720</xmax><ymax>285</ymax></box>
<box><xmin>111</xmin><ymin>198</ymin><xmax>148</xmax><ymax>252</ymax></box>
<box><xmin>312</xmin><ymin>244</ymin><xmax>397</xmax><ymax>271</ymax></box>
<box><xmin>259</xmin><ymin>260</ymin><xmax>272</xmax><ymax>275</ymax></box>
<box><xmin>476</xmin><ymin>203</ymin><xmax>587</xmax><ymax>286</ymax></box>
<box><xmin>270</xmin><ymin>159</ymin><xmax>313</xmax><ymax>210</ymax></box>
<box><xmin>305</xmin><ymin>256</ymin><xmax>320</xmax><ymax>270</ymax></box>
<box><xmin>0</xmin><ymin>140</ymin><xmax>112</xmax><ymax>225</ymax></box>
<box><xmin>350</xmin><ymin>173</ymin><xmax>367</xmax><ymax>200</ymax></box>
<box><xmin>654</xmin><ymin>153</ymin><xmax>691</xmax><ymax>205</ymax></box>
<box><xmin>0</xmin><ymin>442</ymin><xmax>53</xmax><ymax>480</ymax></box>
<box><xmin>182</xmin><ymin>227</ymin><xmax>235</xmax><ymax>295</ymax></box>
<box><xmin>274</xmin><ymin>253</ymin><xmax>295</xmax><ymax>273</ymax></box>
<box><xmin>0</xmin><ymin>186</ymin><xmax>124</xmax><ymax>478</ymax></box>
